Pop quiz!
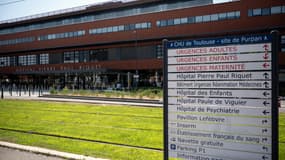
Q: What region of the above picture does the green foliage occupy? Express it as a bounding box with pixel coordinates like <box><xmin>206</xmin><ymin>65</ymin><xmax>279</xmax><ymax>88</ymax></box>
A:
<box><xmin>51</xmin><ymin>88</ymin><xmax>163</xmax><ymax>100</ymax></box>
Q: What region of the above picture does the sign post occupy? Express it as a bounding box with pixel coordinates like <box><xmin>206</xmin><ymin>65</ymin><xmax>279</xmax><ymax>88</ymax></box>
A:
<box><xmin>163</xmin><ymin>33</ymin><xmax>279</xmax><ymax>160</ymax></box>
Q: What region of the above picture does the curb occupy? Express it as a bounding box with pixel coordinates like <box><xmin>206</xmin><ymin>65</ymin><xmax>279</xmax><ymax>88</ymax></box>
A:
<box><xmin>0</xmin><ymin>141</ymin><xmax>108</xmax><ymax>160</ymax></box>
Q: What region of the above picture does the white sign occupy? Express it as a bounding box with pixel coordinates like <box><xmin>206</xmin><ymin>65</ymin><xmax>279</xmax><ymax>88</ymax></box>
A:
<box><xmin>165</xmin><ymin>36</ymin><xmax>275</xmax><ymax>160</ymax></box>
<box><xmin>168</xmin><ymin>52</ymin><xmax>271</xmax><ymax>65</ymax></box>
<box><xmin>168</xmin><ymin>72</ymin><xmax>271</xmax><ymax>81</ymax></box>
<box><xmin>168</xmin><ymin>43</ymin><xmax>271</xmax><ymax>57</ymax></box>
<box><xmin>168</xmin><ymin>80</ymin><xmax>271</xmax><ymax>89</ymax></box>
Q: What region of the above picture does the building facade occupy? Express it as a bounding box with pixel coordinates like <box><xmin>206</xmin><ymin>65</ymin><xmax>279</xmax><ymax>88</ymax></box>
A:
<box><xmin>0</xmin><ymin>0</ymin><xmax>285</xmax><ymax>93</ymax></box>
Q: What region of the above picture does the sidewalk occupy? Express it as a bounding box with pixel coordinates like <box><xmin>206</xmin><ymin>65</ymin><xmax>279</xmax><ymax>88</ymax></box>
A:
<box><xmin>0</xmin><ymin>141</ymin><xmax>107</xmax><ymax>160</ymax></box>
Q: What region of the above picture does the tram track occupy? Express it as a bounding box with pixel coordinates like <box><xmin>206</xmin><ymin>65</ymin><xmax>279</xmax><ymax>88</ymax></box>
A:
<box><xmin>0</xmin><ymin>127</ymin><xmax>163</xmax><ymax>152</ymax></box>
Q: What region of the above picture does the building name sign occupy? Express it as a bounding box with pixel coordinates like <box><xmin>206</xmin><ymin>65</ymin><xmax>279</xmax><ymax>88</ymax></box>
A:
<box><xmin>164</xmin><ymin>34</ymin><xmax>278</xmax><ymax>160</ymax></box>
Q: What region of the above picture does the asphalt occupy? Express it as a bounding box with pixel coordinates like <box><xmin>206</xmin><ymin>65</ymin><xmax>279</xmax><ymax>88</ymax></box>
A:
<box><xmin>0</xmin><ymin>142</ymin><xmax>107</xmax><ymax>160</ymax></box>
<box><xmin>0</xmin><ymin>146</ymin><xmax>65</xmax><ymax>160</ymax></box>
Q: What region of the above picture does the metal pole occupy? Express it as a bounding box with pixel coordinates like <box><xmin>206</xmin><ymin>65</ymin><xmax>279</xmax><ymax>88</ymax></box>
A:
<box><xmin>1</xmin><ymin>87</ymin><xmax>3</xmax><ymax>99</ymax></box>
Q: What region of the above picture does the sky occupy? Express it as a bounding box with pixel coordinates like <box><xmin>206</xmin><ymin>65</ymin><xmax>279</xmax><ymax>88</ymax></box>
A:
<box><xmin>0</xmin><ymin>0</ymin><xmax>230</xmax><ymax>22</ymax></box>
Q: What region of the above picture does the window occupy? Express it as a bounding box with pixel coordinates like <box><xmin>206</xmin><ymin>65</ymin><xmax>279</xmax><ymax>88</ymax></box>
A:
<box><xmin>253</xmin><ymin>8</ymin><xmax>262</xmax><ymax>16</ymax></box>
<box><xmin>218</xmin><ymin>13</ymin><xmax>227</xmax><ymax>20</ymax></box>
<box><xmin>262</xmin><ymin>8</ymin><xmax>270</xmax><ymax>16</ymax></box>
<box><xmin>0</xmin><ymin>57</ymin><xmax>10</xmax><ymax>67</ymax></box>
<box><xmin>281</xmin><ymin>35</ymin><xmax>285</xmax><ymax>52</ymax></box>
<box><xmin>202</xmin><ymin>15</ymin><xmax>210</xmax><ymax>22</ymax></box>
<box><xmin>18</xmin><ymin>55</ymin><xmax>37</xmax><ymax>66</ymax></box>
<box><xmin>227</xmin><ymin>11</ymin><xmax>236</xmax><ymax>19</ymax></box>
<box><xmin>174</xmin><ymin>18</ymin><xmax>181</xmax><ymax>25</ymax></box>
<box><xmin>248</xmin><ymin>9</ymin><xmax>253</xmax><ymax>17</ymax></box>
<box><xmin>0</xmin><ymin>0</ymin><xmax>213</xmax><ymax>35</ymax></box>
<box><xmin>271</xmin><ymin>6</ymin><xmax>282</xmax><ymax>14</ymax></box>
<box><xmin>195</xmin><ymin>16</ymin><xmax>203</xmax><ymax>23</ymax></box>
<box><xmin>160</xmin><ymin>20</ymin><xmax>167</xmax><ymax>26</ymax></box>
<box><xmin>181</xmin><ymin>17</ymin><xmax>188</xmax><ymax>24</ymax></box>
<box><xmin>188</xmin><ymin>17</ymin><xmax>195</xmax><ymax>23</ymax></box>
<box><xmin>40</xmin><ymin>53</ymin><xmax>49</xmax><ymax>64</ymax></box>
<box><xmin>64</xmin><ymin>52</ymin><xmax>75</xmax><ymax>63</ymax></box>
<box><xmin>210</xmin><ymin>14</ymin><xmax>219</xmax><ymax>21</ymax></box>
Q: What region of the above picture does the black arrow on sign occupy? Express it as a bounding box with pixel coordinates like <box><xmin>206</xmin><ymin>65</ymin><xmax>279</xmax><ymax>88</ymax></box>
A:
<box><xmin>263</xmin><ymin>73</ymin><xmax>269</xmax><ymax>79</ymax></box>
<box><xmin>262</xmin><ymin>128</ymin><xmax>268</xmax><ymax>133</ymax></box>
<box><xmin>262</xmin><ymin>155</ymin><xmax>268</xmax><ymax>160</ymax></box>
<box><xmin>262</xmin><ymin>146</ymin><xmax>269</xmax><ymax>152</ymax></box>
<box><xmin>263</xmin><ymin>92</ymin><xmax>270</xmax><ymax>97</ymax></box>
<box><xmin>262</xmin><ymin>119</ymin><xmax>268</xmax><ymax>124</ymax></box>
<box><xmin>263</xmin><ymin>110</ymin><xmax>270</xmax><ymax>115</ymax></box>
<box><xmin>262</xmin><ymin>137</ymin><xmax>268</xmax><ymax>143</ymax></box>
<box><xmin>263</xmin><ymin>82</ymin><xmax>269</xmax><ymax>88</ymax></box>
<box><xmin>263</xmin><ymin>101</ymin><xmax>270</xmax><ymax>106</ymax></box>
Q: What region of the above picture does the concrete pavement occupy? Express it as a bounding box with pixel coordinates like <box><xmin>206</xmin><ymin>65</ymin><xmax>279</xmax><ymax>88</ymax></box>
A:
<box><xmin>0</xmin><ymin>146</ymin><xmax>65</xmax><ymax>160</ymax></box>
<box><xmin>0</xmin><ymin>141</ymin><xmax>107</xmax><ymax>160</ymax></box>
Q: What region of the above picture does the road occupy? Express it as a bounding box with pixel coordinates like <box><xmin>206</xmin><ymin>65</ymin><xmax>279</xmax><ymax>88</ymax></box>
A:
<box><xmin>0</xmin><ymin>146</ymin><xmax>66</xmax><ymax>160</ymax></box>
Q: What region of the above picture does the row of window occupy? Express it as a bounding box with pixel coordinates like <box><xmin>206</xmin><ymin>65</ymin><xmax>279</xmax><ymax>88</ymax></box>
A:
<box><xmin>0</xmin><ymin>45</ymin><xmax>162</xmax><ymax>67</ymax></box>
<box><xmin>157</xmin><ymin>11</ymin><xmax>240</xmax><ymax>27</ymax></box>
<box><xmin>248</xmin><ymin>5</ymin><xmax>285</xmax><ymax>17</ymax></box>
<box><xmin>0</xmin><ymin>0</ymin><xmax>212</xmax><ymax>35</ymax></box>
<box><xmin>38</xmin><ymin>30</ymin><xmax>85</xmax><ymax>41</ymax></box>
<box><xmin>281</xmin><ymin>35</ymin><xmax>285</xmax><ymax>52</ymax></box>
<box><xmin>0</xmin><ymin>37</ymin><xmax>34</xmax><ymax>46</ymax></box>
<box><xmin>89</xmin><ymin>22</ymin><xmax>151</xmax><ymax>35</ymax></box>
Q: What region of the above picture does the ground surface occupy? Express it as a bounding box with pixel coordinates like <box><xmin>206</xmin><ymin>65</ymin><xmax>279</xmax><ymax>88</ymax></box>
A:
<box><xmin>0</xmin><ymin>100</ymin><xmax>284</xmax><ymax>160</ymax></box>
<box><xmin>0</xmin><ymin>146</ymin><xmax>65</xmax><ymax>160</ymax></box>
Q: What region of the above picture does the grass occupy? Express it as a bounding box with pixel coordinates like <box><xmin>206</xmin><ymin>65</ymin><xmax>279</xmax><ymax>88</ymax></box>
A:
<box><xmin>0</xmin><ymin>100</ymin><xmax>163</xmax><ymax>160</ymax></box>
<box><xmin>0</xmin><ymin>100</ymin><xmax>284</xmax><ymax>159</ymax></box>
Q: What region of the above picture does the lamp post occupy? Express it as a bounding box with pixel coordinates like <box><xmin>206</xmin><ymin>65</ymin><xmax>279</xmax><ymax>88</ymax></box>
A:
<box><xmin>133</xmin><ymin>30</ymin><xmax>139</xmax><ymax>89</ymax></box>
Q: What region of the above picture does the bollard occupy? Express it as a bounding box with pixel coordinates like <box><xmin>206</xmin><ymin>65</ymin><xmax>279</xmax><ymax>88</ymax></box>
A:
<box><xmin>29</xmin><ymin>88</ymin><xmax>31</xmax><ymax>97</ymax></box>
<box><xmin>1</xmin><ymin>87</ymin><xmax>3</xmax><ymax>99</ymax></box>
<box><xmin>19</xmin><ymin>87</ymin><xmax>21</xmax><ymax>96</ymax></box>
<box><xmin>38</xmin><ymin>87</ymin><xmax>41</xmax><ymax>97</ymax></box>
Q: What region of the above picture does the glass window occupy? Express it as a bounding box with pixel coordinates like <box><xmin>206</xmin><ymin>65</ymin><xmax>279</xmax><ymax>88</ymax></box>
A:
<box><xmin>174</xmin><ymin>18</ymin><xmax>181</xmax><ymax>25</ymax></box>
<box><xmin>181</xmin><ymin>17</ymin><xmax>188</xmax><ymax>24</ymax></box>
<box><xmin>253</xmin><ymin>8</ymin><xmax>262</xmax><ymax>16</ymax></box>
<box><xmin>202</xmin><ymin>15</ymin><xmax>210</xmax><ymax>22</ymax></box>
<box><xmin>107</xmin><ymin>27</ymin><xmax>113</xmax><ymax>32</ymax></box>
<box><xmin>227</xmin><ymin>11</ymin><xmax>236</xmax><ymax>19</ymax></box>
<box><xmin>113</xmin><ymin>26</ymin><xmax>119</xmax><ymax>32</ymax></box>
<box><xmin>64</xmin><ymin>52</ymin><xmax>75</xmax><ymax>63</ymax></box>
<box><xmin>281</xmin><ymin>35</ymin><xmax>285</xmax><ymax>44</ymax></box>
<box><xmin>156</xmin><ymin>21</ymin><xmax>161</xmax><ymax>27</ymax></box>
<box><xmin>141</xmin><ymin>22</ymin><xmax>148</xmax><ymax>28</ymax></box>
<box><xmin>160</xmin><ymin>20</ymin><xmax>167</xmax><ymax>26</ymax></box>
<box><xmin>167</xmin><ymin>19</ymin><xmax>174</xmax><ymax>26</ymax></box>
<box><xmin>188</xmin><ymin>17</ymin><xmax>195</xmax><ymax>23</ymax></box>
<box><xmin>262</xmin><ymin>8</ymin><xmax>270</xmax><ymax>15</ymax></box>
<box><xmin>195</xmin><ymin>16</ymin><xmax>203</xmax><ymax>23</ymax></box>
<box><xmin>218</xmin><ymin>13</ymin><xmax>227</xmax><ymax>20</ymax></box>
<box><xmin>102</xmin><ymin>27</ymin><xmax>107</xmax><ymax>33</ymax></box>
<box><xmin>282</xmin><ymin>6</ymin><xmax>285</xmax><ymax>13</ymax></box>
<box><xmin>271</xmin><ymin>6</ymin><xmax>282</xmax><ymax>14</ymax></box>
<box><xmin>248</xmin><ymin>9</ymin><xmax>253</xmax><ymax>16</ymax></box>
<box><xmin>148</xmin><ymin>22</ymin><xmax>151</xmax><ymax>28</ymax></box>
<box><xmin>210</xmin><ymin>14</ymin><xmax>218</xmax><ymax>21</ymax></box>
<box><xmin>135</xmin><ymin>23</ymin><xmax>142</xmax><ymax>29</ymax></box>
<box><xmin>118</xmin><ymin>25</ymin><xmax>124</xmax><ymax>31</ymax></box>
<box><xmin>40</xmin><ymin>53</ymin><xmax>49</xmax><ymax>64</ymax></box>
<box><xmin>0</xmin><ymin>57</ymin><xmax>10</xmax><ymax>67</ymax></box>
<box><xmin>129</xmin><ymin>24</ymin><xmax>135</xmax><ymax>30</ymax></box>
<box><xmin>235</xmin><ymin>11</ymin><xmax>240</xmax><ymax>18</ymax></box>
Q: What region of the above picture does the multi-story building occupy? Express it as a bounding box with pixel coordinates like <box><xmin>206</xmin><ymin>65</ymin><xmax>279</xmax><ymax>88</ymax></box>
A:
<box><xmin>0</xmin><ymin>0</ymin><xmax>284</xmax><ymax>94</ymax></box>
